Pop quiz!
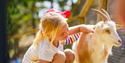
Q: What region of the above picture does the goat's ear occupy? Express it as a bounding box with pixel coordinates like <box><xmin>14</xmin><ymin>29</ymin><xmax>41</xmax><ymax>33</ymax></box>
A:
<box><xmin>103</xmin><ymin>27</ymin><xmax>111</xmax><ymax>34</ymax></box>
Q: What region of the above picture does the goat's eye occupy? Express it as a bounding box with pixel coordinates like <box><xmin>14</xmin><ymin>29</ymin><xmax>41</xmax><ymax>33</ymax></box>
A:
<box><xmin>104</xmin><ymin>29</ymin><xmax>111</xmax><ymax>34</ymax></box>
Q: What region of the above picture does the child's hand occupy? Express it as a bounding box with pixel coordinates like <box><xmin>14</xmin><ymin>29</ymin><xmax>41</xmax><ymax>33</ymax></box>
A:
<box><xmin>80</xmin><ymin>25</ymin><xmax>94</xmax><ymax>34</ymax></box>
<box><xmin>69</xmin><ymin>24</ymin><xmax>94</xmax><ymax>35</ymax></box>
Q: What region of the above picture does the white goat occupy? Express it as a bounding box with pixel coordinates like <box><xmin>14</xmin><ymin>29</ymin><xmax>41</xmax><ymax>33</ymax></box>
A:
<box><xmin>72</xmin><ymin>9</ymin><xmax>122</xmax><ymax>63</ymax></box>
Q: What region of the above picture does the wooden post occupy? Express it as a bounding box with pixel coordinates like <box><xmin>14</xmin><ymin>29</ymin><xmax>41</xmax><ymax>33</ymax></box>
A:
<box><xmin>79</xmin><ymin>0</ymin><xmax>94</xmax><ymax>24</ymax></box>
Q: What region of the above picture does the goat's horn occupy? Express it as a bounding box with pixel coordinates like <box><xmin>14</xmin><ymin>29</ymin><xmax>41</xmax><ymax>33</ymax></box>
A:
<box><xmin>101</xmin><ymin>9</ymin><xmax>111</xmax><ymax>21</ymax></box>
<box><xmin>92</xmin><ymin>9</ymin><xmax>109</xmax><ymax>21</ymax></box>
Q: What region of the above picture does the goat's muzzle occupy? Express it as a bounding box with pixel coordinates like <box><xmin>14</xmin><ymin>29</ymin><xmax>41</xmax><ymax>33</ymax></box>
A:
<box><xmin>114</xmin><ymin>40</ymin><xmax>122</xmax><ymax>47</ymax></box>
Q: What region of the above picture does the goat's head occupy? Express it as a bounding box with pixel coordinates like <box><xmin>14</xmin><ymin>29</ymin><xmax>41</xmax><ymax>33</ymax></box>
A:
<box><xmin>93</xmin><ymin>9</ymin><xmax>122</xmax><ymax>47</ymax></box>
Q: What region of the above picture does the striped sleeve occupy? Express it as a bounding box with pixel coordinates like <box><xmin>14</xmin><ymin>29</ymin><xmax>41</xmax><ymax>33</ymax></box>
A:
<box><xmin>65</xmin><ymin>33</ymin><xmax>80</xmax><ymax>45</ymax></box>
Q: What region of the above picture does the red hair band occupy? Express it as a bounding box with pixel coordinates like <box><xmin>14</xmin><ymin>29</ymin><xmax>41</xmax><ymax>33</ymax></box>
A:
<box><xmin>46</xmin><ymin>8</ymin><xmax>71</xmax><ymax>18</ymax></box>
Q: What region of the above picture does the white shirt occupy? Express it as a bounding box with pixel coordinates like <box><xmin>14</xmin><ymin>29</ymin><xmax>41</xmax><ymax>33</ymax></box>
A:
<box><xmin>22</xmin><ymin>39</ymin><xmax>64</xmax><ymax>63</ymax></box>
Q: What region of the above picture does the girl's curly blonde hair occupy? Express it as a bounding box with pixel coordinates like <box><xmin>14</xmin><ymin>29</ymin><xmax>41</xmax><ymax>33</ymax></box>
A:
<box><xmin>33</xmin><ymin>12</ymin><xmax>67</xmax><ymax>47</ymax></box>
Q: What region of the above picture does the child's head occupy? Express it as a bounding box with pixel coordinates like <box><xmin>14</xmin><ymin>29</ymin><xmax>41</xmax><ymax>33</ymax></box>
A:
<box><xmin>34</xmin><ymin>12</ymin><xmax>69</xmax><ymax>46</ymax></box>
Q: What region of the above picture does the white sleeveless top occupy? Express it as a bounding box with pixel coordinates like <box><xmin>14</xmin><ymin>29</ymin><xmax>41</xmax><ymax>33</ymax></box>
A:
<box><xmin>22</xmin><ymin>39</ymin><xmax>64</xmax><ymax>63</ymax></box>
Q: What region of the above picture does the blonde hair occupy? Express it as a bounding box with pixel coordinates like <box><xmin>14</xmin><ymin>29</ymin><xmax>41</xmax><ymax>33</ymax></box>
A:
<box><xmin>33</xmin><ymin>12</ymin><xmax>67</xmax><ymax>47</ymax></box>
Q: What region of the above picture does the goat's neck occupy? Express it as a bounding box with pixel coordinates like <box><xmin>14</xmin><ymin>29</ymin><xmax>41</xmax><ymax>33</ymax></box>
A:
<box><xmin>91</xmin><ymin>32</ymin><xmax>105</xmax><ymax>44</ymax></box>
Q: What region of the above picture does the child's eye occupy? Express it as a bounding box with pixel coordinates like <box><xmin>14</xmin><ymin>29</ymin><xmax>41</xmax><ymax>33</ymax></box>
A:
<box><xmin>64</xmin><ymin>33</ymin><xmax>66</xmax><ymax>35</ymax></box>
<box><xmin>64</xmin><ymin>32</ymin><xmax>69</xmax><ymax>35</ymax></box>
<box><xmin>60</xmin><ymin>33</ymin><xmax>65</xmax><ymax>36</ymax></box>
<box><xmin>61</xmin><ymin>33</ymin><xmax>65</xmax><ymax>35</ymax></box>
<box><xmin>60</xmin><ymin>32</ymin><xmax>69</xmax><ymax>36</ymax></box>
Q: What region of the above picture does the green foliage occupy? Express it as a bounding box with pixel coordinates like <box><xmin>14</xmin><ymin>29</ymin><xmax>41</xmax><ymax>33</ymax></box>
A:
<box><xmin>7</xmin><ymin>0</ymin><xmax>80</xmax><ymax>61</ymax></box>
<box><xmin>7</xmin><ymin>0</ymin><xmax>39</xmax><ymax>60</ymax></box>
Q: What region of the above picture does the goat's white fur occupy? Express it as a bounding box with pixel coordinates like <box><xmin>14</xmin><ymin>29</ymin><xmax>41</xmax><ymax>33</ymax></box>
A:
<box><xmin>72</xmin><ymin>9</ymin><xmax>122</xmax><ymax>63</ymax></box>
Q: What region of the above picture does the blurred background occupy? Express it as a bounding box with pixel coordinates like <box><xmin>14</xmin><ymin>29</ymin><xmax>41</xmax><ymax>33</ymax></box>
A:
<box><xmin>5</xmin><ymin>0</ymin><xmax>125</xmax><ymax>63</ymax></box>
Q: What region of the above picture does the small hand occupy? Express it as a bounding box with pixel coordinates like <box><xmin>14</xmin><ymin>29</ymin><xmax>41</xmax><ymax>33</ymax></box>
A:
<box><xmin>80</xmin><ymin>25</ymin><xmax>94</xmax><ymax>34</ymax></box>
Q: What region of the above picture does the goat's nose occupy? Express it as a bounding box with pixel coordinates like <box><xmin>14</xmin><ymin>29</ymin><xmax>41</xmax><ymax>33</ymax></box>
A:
<box><xmin>118</xmin><ymin>40</ymin><xmax>122</xmax><ymax>44</ymax></box>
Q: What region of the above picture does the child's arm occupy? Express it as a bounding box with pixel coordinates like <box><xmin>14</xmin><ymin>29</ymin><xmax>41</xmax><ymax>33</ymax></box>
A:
<box><xmin>68</xmin><ymin>24</ymin><xmax>94</xmax><ymax>35</ymax></box>
<box><xmin>64</xmin><ymin>24</ymin><xmax>94</xmax><ymax>45</ymax></box>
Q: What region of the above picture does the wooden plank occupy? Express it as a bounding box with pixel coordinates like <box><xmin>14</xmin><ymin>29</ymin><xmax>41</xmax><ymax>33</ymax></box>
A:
<box><xmin>79</xmin><ymin>0</ymin><xmax>94</xmax><ymax>23</ymax></box>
